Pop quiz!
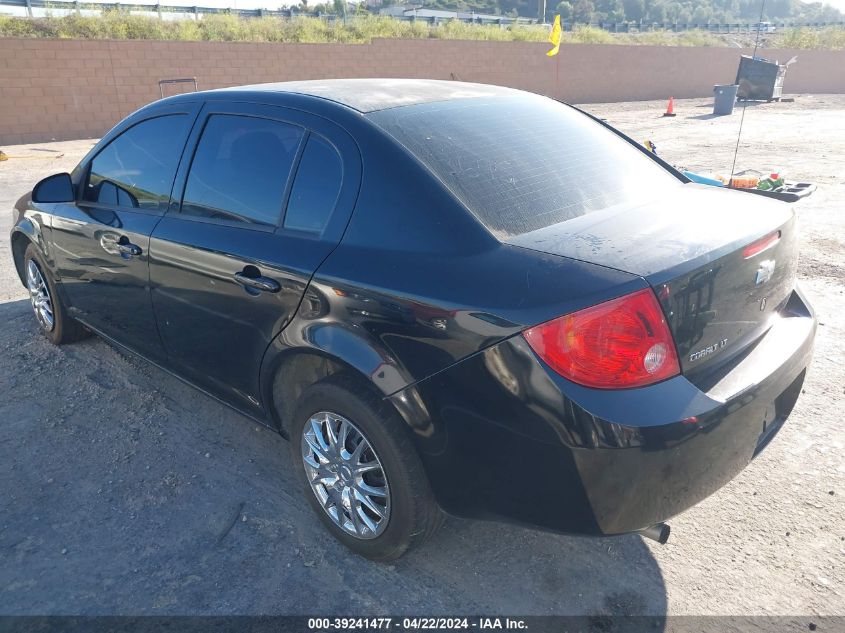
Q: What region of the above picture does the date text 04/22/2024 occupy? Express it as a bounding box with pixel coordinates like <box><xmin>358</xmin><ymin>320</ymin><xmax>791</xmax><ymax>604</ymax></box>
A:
<box><xmin>307</xmin><ymin>618</ymin><xmax>528</xmax><ymax>630</ymax></box>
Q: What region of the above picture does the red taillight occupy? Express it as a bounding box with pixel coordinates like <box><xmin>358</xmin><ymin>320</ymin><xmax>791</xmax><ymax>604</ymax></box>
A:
<box><xmin>742</xmin><ymin>230</ymin><xmax>781</xmax><ymax>259</ymax></box>
<box><xmin>523</xmin><ymin>289</ymin><xmax>680</xmax><ymax>389</ymax></box>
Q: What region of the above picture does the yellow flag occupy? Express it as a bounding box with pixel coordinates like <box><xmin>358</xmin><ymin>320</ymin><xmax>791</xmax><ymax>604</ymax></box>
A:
<box><xmin>546</xmin><ymin>15</ymin><xmax>562</xmax><ymax>57</ymax></box>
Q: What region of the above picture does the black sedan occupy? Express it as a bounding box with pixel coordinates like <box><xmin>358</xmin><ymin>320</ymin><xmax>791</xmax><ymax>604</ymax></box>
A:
<box><xmin>10</xmin><ymin>79</ymin><xmax>816</xmax><ymax>560</ymax></box>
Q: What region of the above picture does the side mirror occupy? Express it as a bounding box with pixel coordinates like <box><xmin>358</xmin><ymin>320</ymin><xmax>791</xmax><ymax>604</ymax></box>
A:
<box><xmin>32</xmin><ymin>172</ymin><xmax>75</xmax><ymax>203</ymax></box>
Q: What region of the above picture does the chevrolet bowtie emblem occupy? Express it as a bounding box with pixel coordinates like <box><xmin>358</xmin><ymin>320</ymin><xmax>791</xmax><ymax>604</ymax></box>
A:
<box><xmin>755</xmin><ymin>260</ymin><xmax>775</xmax><ymax>285</ymax></box>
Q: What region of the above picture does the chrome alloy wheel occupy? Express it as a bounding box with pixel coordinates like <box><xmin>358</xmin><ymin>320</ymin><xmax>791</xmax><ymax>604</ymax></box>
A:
<box><xmin>301</xmin><ymin>411</ymin><xmax>390</xmax><ymax>539</ymax></box>
<box><xmin>26</xmin><ymin>259</ymin><xmax>55</xmax><ymax>331</ymax></box>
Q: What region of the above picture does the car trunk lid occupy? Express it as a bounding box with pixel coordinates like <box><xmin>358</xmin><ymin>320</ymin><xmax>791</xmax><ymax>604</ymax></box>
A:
<box><xmin>508</xmin><ymin>184</ymin><xmax>798</xmax><ymax>380</ymax></box>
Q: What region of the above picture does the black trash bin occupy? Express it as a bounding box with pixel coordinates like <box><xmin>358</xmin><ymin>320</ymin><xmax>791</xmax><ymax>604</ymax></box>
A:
<box><xmin>735</xmin><ymin>54</ymin><xmax>794</xmax><ymax>101</ymax></box>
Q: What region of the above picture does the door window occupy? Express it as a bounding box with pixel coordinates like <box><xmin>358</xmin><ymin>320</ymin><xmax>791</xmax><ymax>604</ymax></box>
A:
<box><xmin>284</xmin><ymin>134</ymin><xmax>343</xmax><ymax>234</ymax></box>
<box><xmin>84</xmin><ymin>114</ymin><xmax>189</xmax><ymax>211</ymax></box>
<box><xmin>181</xmin><ymin>114</ymin><xmax>304</xmax><ymax>228</ymax></box>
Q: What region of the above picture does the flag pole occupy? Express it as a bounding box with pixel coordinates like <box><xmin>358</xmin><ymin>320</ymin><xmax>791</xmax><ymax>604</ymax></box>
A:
<box><xmin>555</xmin><ymin>52</ymin><xmax>560</xmax><ymax>99</ymax></box>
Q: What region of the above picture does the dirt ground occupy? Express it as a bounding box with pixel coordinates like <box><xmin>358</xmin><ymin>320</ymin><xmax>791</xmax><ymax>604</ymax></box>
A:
<box><xmin>0</xmin><ymin>95</ymin><xmax>843</xmax><ymax>617</ymax></box>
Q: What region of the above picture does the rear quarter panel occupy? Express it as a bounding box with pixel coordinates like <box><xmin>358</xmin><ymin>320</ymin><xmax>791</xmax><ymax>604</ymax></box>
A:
<box><xmin>261</xmin><ymin>111</ymin><xmax>645</xmax><ymax>412</ymax></box>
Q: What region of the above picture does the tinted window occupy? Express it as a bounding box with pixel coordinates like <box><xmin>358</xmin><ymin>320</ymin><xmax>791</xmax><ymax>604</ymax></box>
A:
<box><xmin>284</xmin><ymin>135</ymin><xmax>343</xmax><ymax>234</ymax></box>
<box><xmin>84</xmin><ymin>114</ymin><xmax>189</xmax><ymax>210</ymax></box>
<box><xmin>367</xmin><ymin>95</ymin><xmax>680</xmax><ymax>239</ymax></box>
<box><xmin>181</xmin><ymin>115</ymin><xmax>304</xmax><ymax>227</ymax></box>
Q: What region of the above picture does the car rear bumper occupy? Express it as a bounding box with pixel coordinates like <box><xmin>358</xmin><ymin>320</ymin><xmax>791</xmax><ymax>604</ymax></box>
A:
<box><xmin>569</xmin><ymin>287</ymin><xmax>814</xmax><ymax>533</ymax></box>
<box><xmin>390</xmin><ymin>285</ymin><xmax>816</xmax><ymax>536</ymax></box>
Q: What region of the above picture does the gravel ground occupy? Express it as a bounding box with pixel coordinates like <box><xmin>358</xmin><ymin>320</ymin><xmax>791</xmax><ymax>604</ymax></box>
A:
<box><xmin>0</xmin><ymin>96</ymin><xmax>843</xmax><ymax>617</ymax></box>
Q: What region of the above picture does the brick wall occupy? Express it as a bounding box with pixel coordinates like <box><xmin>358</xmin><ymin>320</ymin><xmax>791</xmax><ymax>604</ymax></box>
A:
<box><xmin>1</xmin><ymin>37</ymin><xmax>844</xmax><ymax>145</ymax></box>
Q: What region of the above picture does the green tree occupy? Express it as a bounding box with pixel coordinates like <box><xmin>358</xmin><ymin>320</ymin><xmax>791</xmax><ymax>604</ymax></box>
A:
<box><xmin>355</xmin><ymin>0</ymin><xmax>842</xmax><ymax>21</ymax></box>
<box><xmin>556</xmin><ymin>0</ymin><xmax>573</xmax><ymax>19</ymax></box>
<box><xmin>622</xmin><ymin>0</ymin><xmax>645</xmax><ymax>21</ymax></box>
<box><xmin>691</xmin><ymin>5</ymin><xmax>712</xmax><ymax>23</ymax></box>
<box><xmin>648</xmin><ymin>0</ymin><xmax>667</xmax><ymax>22</ymax></box>
<box><xmin>597</xmin><ymin>0</ymin><xmax>625</xmax><ymax>21</ymax></box>
<box><xmin>573</xmin><ymin>0</ymin><xmax>595</xmax><ymax>21</ymax></box>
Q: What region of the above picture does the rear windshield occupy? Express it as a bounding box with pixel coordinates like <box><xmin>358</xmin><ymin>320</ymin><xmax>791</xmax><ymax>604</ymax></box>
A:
<box><xmin>367</xmin><ymin>95</ymin><xmax>681</xmax><ymax>239</ymax></box>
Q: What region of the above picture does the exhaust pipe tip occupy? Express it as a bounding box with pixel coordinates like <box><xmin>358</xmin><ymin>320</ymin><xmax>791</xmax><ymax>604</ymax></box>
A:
<box><xmin>639</xmin><ymin>522</ymin><xmax>671</xmax><ymax>544</ymax></box>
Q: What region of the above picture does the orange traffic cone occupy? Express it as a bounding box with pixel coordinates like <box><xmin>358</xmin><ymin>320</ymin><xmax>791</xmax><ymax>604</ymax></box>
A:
<box><xmin>662</xmin><ymin>96</ymin><xmax>676</xmax><ymax>117</ymax></box>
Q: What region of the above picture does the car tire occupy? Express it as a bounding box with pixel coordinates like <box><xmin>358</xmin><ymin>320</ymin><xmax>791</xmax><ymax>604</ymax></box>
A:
<box><xmin>24</xmin><ymin>243</ymin><xmax>89</xmax><ymax>345</ymax></box>
<box><xmin>289</xmin><ymin>374</ymin><xmax>443</xmax><ymax>561</ymax></box>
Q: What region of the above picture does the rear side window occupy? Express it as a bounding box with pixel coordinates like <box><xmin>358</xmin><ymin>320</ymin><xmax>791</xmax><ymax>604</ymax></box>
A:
<box><xmin>181</xmin><ymin>114</ymin><xmax>304</xmax><ymax>227</ymax></box>
<box><xmin>84</xmin><ymin>114</ymin><xmax>189</xmax><ymax>210</ymax></box>
<box><xmin>284</xmin><ymin>135</ymin><xmax>343</xmax><ymax>234</ymax></box>
<box><xmin>367</xmin><ymin>95</ymin><xmax>680</xmax><ymax>239</ymax></box>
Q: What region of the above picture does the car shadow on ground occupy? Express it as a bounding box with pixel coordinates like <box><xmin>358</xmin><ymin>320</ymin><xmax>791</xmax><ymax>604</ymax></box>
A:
<box><xmin>0</xmin><ymin>298</ymin><xmax>667</xmax><ymax>617</ymax></box>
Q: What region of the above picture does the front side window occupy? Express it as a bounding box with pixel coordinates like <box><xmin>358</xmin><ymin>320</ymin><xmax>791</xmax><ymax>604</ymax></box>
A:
<box><xmin>284</xmin><ymin>135</ymin><xmax>343</xmax><ymax>234</ymax></box>
<box><xmin>181</xmin><ymin>114</ymin><xmax>304</xmax><ymax>227</ymax></box>
<box><xmin>84</xmin><ymin>114</ymin><xmax>189</xmax><ymax>210</ymax></box>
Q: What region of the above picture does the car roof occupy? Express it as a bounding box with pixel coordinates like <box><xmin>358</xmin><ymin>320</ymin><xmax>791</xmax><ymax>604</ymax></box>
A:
<box><xmin>199</xmin><ymin>79</ymin><xmax>522</xmax><ymax>113</ymax></box>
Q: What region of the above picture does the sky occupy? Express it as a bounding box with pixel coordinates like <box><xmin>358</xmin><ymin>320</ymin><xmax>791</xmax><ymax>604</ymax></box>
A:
<box><xmin>108</xmin><ymin>0</ymin><xmax>845</xmax><ymax>9</ymax></box>
<box><xmin>2</xmin><ymin>0</ymin><xmax>844</xmax><ymax>15</ymax></box>
<box><xmin>75</xmin><ymin>0</ymin><xmax>843</xmax><ymax>6</ymax></box>
<box><xmin>119</xmin><ymin>0</ymin><xmax>298</xmax><ymax>6</ymax></box>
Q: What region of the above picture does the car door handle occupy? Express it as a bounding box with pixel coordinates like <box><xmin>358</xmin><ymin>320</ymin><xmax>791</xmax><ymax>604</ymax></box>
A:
<box><xmin>233</xmin><ymin>271</ymin><xmax>281</xmax><ymax>293</ymax></box>
<box><xmin>116</xmin><ymin>239</ymin><xmax>142</xmax><ymax>257</ymax></box>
